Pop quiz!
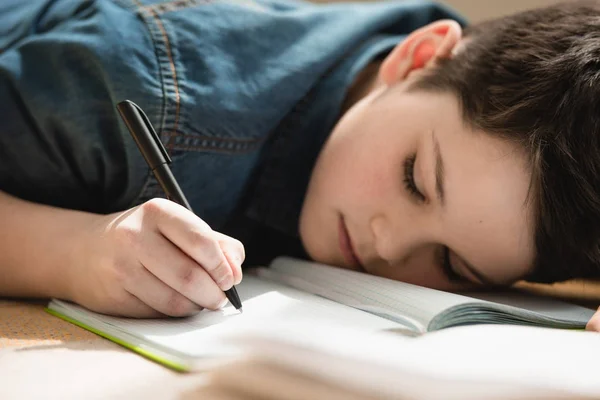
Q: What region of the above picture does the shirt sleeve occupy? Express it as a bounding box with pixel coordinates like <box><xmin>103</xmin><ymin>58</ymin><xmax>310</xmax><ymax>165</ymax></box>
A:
<box><xmin>0</xmin><ymin>0</ymin><xmax>160</xmax><ymax>213</ymax></box>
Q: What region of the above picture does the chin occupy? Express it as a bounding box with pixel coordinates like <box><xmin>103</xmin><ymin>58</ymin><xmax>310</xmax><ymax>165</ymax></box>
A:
<box><xmin>299</xmin><ymin>233</ymin><xmax>349</xmax><ymax>270</ymax></box>
<box><xmin>298</xmin><ymin>227</ymin><xmax>323</xmax><ymax>263</ymax></box>
<box><xmin>298</xmin><ymin>210</ymin><xmax>317</xmax><ymax>258</ymax></box>
<box><xmin>299</xmin><ymin>216</ymin><xmax>332</xmax><ymax>266</ymax></box>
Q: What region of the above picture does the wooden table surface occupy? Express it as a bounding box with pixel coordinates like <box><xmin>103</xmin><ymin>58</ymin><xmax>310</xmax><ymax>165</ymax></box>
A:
<box><xmin>0</xmin><ymin>299</ymin><xmax>210</xmax><ymax>399</ymax></box>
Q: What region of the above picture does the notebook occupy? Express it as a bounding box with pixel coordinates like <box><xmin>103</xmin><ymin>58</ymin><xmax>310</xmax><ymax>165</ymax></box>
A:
<box><xmin>46</xmin><ymin>257</ymin><xmax>595</xmax><ymax>371</ymax></box>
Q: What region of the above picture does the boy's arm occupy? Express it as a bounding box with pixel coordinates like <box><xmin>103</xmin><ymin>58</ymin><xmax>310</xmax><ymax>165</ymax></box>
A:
<box><xmin>0</xmin><ymin>191</ymin><xmax>244</xmax><ymax>317</ymax></box>
<box><xmin>0</xmin><ymin>190</ymin><xmax>92</xmax><ymax>299</ymax></box>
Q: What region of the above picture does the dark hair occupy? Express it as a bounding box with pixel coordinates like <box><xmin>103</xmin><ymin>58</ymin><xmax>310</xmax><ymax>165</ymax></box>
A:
<box><xmin>411</xmin><ymin>1</ymin><xmax>600</xmax><ymax>283</ymax></box>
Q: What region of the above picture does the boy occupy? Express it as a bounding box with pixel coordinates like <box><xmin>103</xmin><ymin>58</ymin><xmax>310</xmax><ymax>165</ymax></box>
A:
<box><xmin>1</xmin><ymin>0</ymin><xmax>599</xmax><ymax>328</ymax></box>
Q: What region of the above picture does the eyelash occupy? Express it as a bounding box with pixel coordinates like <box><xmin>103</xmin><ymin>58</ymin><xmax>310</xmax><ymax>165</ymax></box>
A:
<box><xmin>403</xmin><ymin>154</ymin><xmax>464</xmax><ymax>284</ymax></box>
<box><xmin>403</xmin><ymin>153</ymin><xmax>426</xmax><ymax>203</ymax></box>
<box><xmin>439</xmin><ymin>246</ymin><xmax>465</xmax><ymax>283</ymax></box>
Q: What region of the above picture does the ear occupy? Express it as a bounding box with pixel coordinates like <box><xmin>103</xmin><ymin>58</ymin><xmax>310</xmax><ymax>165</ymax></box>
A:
<box><xmin>379</xmin><ymin>20</ymin><xmax>462</xmax><ymax>85</ymax></box>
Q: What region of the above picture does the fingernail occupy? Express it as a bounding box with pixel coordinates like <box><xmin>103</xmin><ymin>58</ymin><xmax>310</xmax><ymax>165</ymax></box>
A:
<box><xmin>234</xmin><ymin>271</ymin><xmax>243</xmax><ymax>285</ymax></box>
<box><xmin>219</xmin><ymin>298</ymin><xmax>229</xmax><ymax>308</ymax></box>
<box><xmin>227</xmin><ymin>251</ymin><xmax>242</xmax><ymax>267</ymax></box>
<box><xmin>218</xmin><ymin>274</ymin><xmax>233</xmax><ymax>290</ymax></box>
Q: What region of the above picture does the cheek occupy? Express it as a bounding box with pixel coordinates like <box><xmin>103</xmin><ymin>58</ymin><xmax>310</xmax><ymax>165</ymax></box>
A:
<box><xmin>329</xmin><ymin>133</ymin><xmax>403</xmax><ymax>204</ymax></box>
<box><xmin>372</xmin><ymin>251</ymin><xmax>467</xmax><ymax>291</ymax></box>
<box><xmin>309</xmin><ymin>97</ymin><xmax>417</xmax><ymax>218</ymax></box>
<box><xmin>369</xmin><ymin>249</ymin><xmax>443</xmax><ymax>286</ymax></box>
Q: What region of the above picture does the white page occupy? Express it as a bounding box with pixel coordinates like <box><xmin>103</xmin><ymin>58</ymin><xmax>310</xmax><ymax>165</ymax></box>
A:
<box><xmin>262</xmin><ymin>257</ymin><xmax>477</xmax><ymax>332</ymax></box>
<box><xmin>464</xmin><ymin>291</ymin><xmax>594</xmax><ymax>322</ymax></box>
<box><xmin>49</xmin><ymin>274</ymin><xmax>401</xmax><ymax>360</ymax></box>
<box><xmin>263</xmin><ymin>257</ymin><xmax>594</xmax><ymax>331</ymax></box>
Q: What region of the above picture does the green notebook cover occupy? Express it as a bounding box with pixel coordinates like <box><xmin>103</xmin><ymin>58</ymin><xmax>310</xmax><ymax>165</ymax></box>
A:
<box><xmin>45</xmin><ymin>308</ymin><xmax>188</xmax><ymax>372</ymax></box>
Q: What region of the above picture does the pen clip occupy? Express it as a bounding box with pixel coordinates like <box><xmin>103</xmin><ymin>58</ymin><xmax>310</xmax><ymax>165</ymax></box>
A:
<box><xmin>131</xmin><ymin>101</ymin><xmax>172</xmax><ymax>164</ymax></box>
<box><xmin>118</xmin><ymin>100</ymin><xmax>172</xmax><ymax>165</ymax></box>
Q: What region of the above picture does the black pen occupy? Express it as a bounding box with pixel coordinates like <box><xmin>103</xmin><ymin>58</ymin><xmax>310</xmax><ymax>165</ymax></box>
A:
<box><xmin>116</xmin><ymin>100</ymin><xmax>243</xmax><ymax>312</ymax></box>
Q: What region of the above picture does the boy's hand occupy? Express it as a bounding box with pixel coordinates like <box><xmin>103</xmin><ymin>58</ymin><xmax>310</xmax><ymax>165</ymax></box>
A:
<box><xmin>68</xmin><ymin>198</ymin><xmax>244</xmax><ymax>318</ymax></box>
<box><xmin>586</xmin><ymin>307</ymin><xmax>600</xmax><ymax>332</ymax></box>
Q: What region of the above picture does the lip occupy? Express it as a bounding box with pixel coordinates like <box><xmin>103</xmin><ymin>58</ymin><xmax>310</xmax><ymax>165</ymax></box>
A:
<box><xmin>338</xmin><ymin>216</ymin><xmax>365</xmax><ymax>271</ymax></box>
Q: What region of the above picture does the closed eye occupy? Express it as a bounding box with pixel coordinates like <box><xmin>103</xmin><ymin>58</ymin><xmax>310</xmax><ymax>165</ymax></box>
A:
<box><xmin>403</xmin><ymin>153</ymin><xmax>426</xmax><ymax>203</ymax></box>
<box><xmin>439</xmin><ymin>246</ymin><xmax>468</xmax><ymax>283</ymax></box>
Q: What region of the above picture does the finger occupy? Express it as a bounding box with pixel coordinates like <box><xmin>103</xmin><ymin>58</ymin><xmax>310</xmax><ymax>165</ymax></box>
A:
<box><xmin>214</xmin><ymin>232</ymin><xmax>245</xmax><ymax>285</ymax></box>
<box><xmin>146</xmin><ymin>199</ymin><xmax>236</xmax><ymax>291</ymax></box>
<box><xmin>586</xmin><ymin>306</ymin><xmax>600</xmax><ymax>332</ymax></box>
<box><xmin>137</xmin><ymin>231</ymin><xmax>227</xmax><ymax>310</ymax></box>
<box><xmin>124</xmin><ymin>261</ymin><xmax>205</xmax><ymax>317</ymax></box>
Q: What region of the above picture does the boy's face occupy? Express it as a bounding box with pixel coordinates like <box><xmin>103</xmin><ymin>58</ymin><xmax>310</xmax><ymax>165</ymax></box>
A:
<box><xmin>299</xmin><ymin>80</ymin><xmax>535</xmax><ymax>290</ymax></box>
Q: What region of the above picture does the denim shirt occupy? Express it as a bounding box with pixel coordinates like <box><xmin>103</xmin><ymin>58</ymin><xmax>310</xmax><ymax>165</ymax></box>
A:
<box><xmin>0</xmin><ymin>0</ymin><xmax>464</xmax><ymax>264</ymax></box>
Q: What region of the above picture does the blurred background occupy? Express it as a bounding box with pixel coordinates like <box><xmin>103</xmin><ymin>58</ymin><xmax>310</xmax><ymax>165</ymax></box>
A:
<box><xmin>311</xmin><ymin>0</ymin><xmax>568</xmax><ymax>22</ymax></box>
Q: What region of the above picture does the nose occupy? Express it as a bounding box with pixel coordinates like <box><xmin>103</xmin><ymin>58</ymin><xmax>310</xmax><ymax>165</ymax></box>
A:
<box><xmin>371</xmin><ymin>213</ymin><xmax>436</xmax><ymax>271</ymax></box>
<box><xmin>371</xmin><ymin>213</ymin><xmax>404</xmax><ymax>264</ymax></box>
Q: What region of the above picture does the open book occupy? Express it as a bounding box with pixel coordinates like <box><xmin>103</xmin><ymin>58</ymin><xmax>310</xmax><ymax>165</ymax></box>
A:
<box><xmin>47</xmin><ymin>257</ymin><xmax>595</xmax><ymax>371</ymax></box>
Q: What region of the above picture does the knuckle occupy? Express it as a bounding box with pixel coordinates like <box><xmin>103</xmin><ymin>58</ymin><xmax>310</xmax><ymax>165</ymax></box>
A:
<box><xmin>179</xmin><ymin>265</ymin><xmax>197</xmax><ymax>289</ymax></box>
<box><xmin>117</xmin><ymin>225</ymin><xmax>141</xmax><ymax>249</ymax></box>
<box><xmin>111</xmin><ymin>291</ymin><xmax>132</xmax><ymax>310</ymax></box>
<box><xmin>232</xmin><ymin>238</ymin><xmax>243</xmax><ymax>249</ymax></box>
<box><xmin>211</xmin><ymin>257</ymin><xmax>229</xmax><ymax>274</ymax></box>
<box><xmin>111</xmin><ymin>258</ymin><xmax>133</xmax><ymax>286</ymax></box>
<box><xmin>188</xmin><ymin>229</ymin><xmax>214</xmax><ymax>249</ymax></box>
<box><xmin>212</xmin><ymin>259</ymin><xmax>232</xmax><ymax>286</ymax></box>
<box><xmin>220</xmin><ymin>237</ymin><xmax>245</xmax><ymax>269</ymax></box>
<box><xmin>164</xmin><ymin>293</ymin><xmax>194</xmax><ymax>317</ymax></box>
<box><xmin>142</xmin><ymin>198</ymin><xmax>168</xmax><ymax>219</ymax></box>
<box><xmin>233</xmin><ymin>239</ymin><xmax>245</xmax><ymax>260</ymax></box>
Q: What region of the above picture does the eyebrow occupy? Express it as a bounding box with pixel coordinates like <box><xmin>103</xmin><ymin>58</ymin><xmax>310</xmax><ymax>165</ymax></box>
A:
<box><xmin>432</xmin><ymin>132</ymin><xmax>445</xmax><ymax>206</ymax></box>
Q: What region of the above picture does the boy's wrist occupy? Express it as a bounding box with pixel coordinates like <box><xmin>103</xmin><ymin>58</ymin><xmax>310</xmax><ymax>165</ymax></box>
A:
<box><xmin>46</xmin><ymin>211</ymin><xmax>106</xmax><ymax>302</ymax></box>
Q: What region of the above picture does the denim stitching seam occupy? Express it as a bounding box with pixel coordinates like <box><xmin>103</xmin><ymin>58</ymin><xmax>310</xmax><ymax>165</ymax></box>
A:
<box><xmin>139</xmin><ymin>0</ymin><xmax>214</xmax><ymax>15</ymax></box>
<box><xmin>132</xmin><ymin>0</ymin><xmax>182</xmax><ymax>152</ymax></box>
<box><xmin>132</xmin><ymin>0</ymin><xmax>267</xmax><ymax>154</ymax></box>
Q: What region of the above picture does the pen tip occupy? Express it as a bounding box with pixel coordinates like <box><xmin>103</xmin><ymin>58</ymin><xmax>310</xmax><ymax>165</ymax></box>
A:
<box><xmin>238</xmin><ymin>307</ymin><xmax>243</xmax><ymax>314</ymax></box>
